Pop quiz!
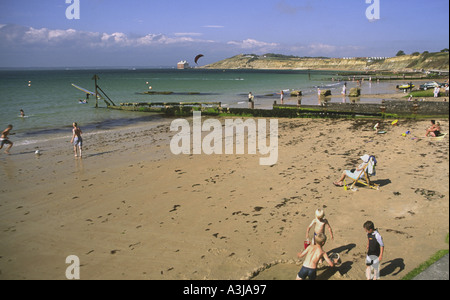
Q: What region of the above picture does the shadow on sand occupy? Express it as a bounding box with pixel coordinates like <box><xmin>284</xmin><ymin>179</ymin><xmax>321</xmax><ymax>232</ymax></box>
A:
<box><xmin>316</xmin><ymin>243</ymin><xmax>357</xmax><ymax>280</ymax></box>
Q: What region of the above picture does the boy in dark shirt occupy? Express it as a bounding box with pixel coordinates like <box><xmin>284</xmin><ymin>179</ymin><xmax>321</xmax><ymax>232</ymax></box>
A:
<box><xmin>363</xmin><ymin>221</ymin><xmax>384</xmax><ymax>280</ymax></box>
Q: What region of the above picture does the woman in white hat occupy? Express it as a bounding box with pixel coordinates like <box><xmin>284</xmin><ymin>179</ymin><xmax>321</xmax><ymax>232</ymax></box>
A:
<box><xmin>333</xmin><ymin>155</ymin><xmax>371</xmax><ymax>187</ymax></box>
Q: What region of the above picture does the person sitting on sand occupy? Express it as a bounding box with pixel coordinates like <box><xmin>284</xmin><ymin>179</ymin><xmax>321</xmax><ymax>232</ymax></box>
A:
<box><xmin>425</xmin><ymin>120</ymin><xmax>442</xmax><ymax>137</ymax></box>
<box><xmin>373</xmin><ymin>122</ymin><xmax>380</xmax><ymax>133</ymax></box>
<box><xmin>0</xmin><ymin>125</ymin><xmax>15</xmax><ymax>154</ymax></box>
<box><xmin>333</xmin><ymin>154</ymin><xmax>371</xmax><ymax>187</ymax></box>
<box><xmin>296</xmin><ymin>233</ymin><xmax>337</xmax><ymax>280</ymax></box>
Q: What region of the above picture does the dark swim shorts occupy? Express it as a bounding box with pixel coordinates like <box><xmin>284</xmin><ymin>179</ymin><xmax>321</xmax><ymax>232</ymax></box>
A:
<box><xmin>297</xmin><ymin>266</ymin><xmax>317</xmax><ymax>280</ymax></box>
<box><xmin>0</xmin><ymin>139</ymin><xmax>12</xmax><ymax>147</ymax></box>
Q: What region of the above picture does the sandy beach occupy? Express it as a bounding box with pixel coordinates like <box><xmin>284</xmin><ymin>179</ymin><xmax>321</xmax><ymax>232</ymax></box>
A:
<box><xmin>0</xmin><ymin>100</ymin><xmax>448</xmax><ymax>280</ymax></box>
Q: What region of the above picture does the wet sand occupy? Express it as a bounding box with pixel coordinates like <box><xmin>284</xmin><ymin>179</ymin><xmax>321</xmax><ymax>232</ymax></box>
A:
<box><xmin>0</xmin><ymin>110</ymin><xmax>448</xmax><ymax>279</ymax></box>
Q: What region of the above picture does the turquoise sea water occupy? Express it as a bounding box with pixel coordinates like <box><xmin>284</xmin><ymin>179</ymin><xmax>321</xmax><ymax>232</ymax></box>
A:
<box><xmin>1</xmin><ymin>68</ymin><xmax>388</xmax><ymax>145</ymax></box>
<box><xmin>0</xmin><ymin>69</ymin><xmax>333</xmax><ymax>135</ymax></box>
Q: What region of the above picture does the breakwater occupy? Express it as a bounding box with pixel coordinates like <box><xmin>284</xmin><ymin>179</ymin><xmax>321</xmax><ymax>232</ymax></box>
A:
<box><xmin>109</xmin><ymin>99</ymin><xmax>448</xmax><ymax>119</ymax></box>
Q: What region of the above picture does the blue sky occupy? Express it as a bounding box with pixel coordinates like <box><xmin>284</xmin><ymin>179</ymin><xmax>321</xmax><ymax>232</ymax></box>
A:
<box><xmin>0</xmin><ymin>0</ymin><xmax>448</xmax><ymax>67</ymax></box>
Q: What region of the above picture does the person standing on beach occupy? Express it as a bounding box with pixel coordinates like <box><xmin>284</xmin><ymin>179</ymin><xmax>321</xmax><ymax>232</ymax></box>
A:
<box><xmin>341</xmin><ymin>83</ymin><xmax>347</xmax><ymax>96</ymax></box>
<box><xmin>280</xmin><ymin>90</ymin><xmax>284</xmax><ymax>104</ymax></box>
<box><xmin>306</xmin><ymin>209</ymin><xmax>334</xmax><ymax>245</ymax></box>
<box><xmin>0</xmin><ymin>125</ymin><xmax>15</xmax><ymax>154</ymax></box>
<box><xmin>363</xmin><ymin>221</ymin><xmax>384</xmax><ymax>280</ymax></box>
<box><xmin>434</xmin><ymin>86</ymin><xmax>440</xmax><ymax>98</ymax></box>
<box><xmin>248</xmin><ymin>92</ymin><xmax>255</xmax><ymax>109</ymax></box>
<box><xmin>71</xmin><ymin>122</ymin><xmax>83</xmax><ymax>158</ymax></box>
<box><xmin>296</xmin><ymin>233</ymin><xmax>337</xmax><ymax>280</ymax></box>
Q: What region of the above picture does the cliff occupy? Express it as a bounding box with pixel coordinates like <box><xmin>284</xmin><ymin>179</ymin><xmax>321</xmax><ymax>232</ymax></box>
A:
<box><xmin>203</xmin><ymin>52</ymin><xmax>449</xmax><ymax>72</ymax></box>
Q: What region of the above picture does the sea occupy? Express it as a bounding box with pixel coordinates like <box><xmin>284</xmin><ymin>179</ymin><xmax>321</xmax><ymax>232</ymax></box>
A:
<box><xmin>0</xmin><ymin>68</ymin><xmax>386</xmax><ymax>146</ymax></box>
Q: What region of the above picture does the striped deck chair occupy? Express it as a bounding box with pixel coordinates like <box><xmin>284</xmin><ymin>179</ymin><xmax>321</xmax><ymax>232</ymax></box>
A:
<box><xmin>345</xmin><ymin>155</ymin><xmax>380</xmax><ymax>191</ymax></box>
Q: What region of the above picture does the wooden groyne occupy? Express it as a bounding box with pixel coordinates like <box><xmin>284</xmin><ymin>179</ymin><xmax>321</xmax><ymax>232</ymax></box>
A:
<box><xmin>108</xmin><ymin>99</ymin><xmax>448</xmax><ymax>119</ymax></box>
<box><xmin>275</xmin><ymin>100</ymin><xmax>449</xmax><ymax>118</ymax></box>
<box><xmin>90</xmin><ymin>73</ymin><xmax>448</xmax><ymax>119</ymax></box>
<box><xmin>110</xmin><ymin>102</ymin><xmax>223</xmax><ymax>116</ymax></box>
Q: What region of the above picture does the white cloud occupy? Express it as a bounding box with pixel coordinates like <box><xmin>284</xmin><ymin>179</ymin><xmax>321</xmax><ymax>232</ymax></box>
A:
<box><xmin>0</xmin><ymin>24</ymin><xmax>213</xmax><ymax>49</ymax></box>
<box><xmin>227</xmin><ymin>39</ymin><xmax>279</xmax><ymax>50</ymax></box>
<box><xmin>2</xmin><ymin>24</ymin><xmax>359</xmax><ymax>58</ymax></box>
<box><xmin>0</xmin><ymin>24</ymin><xmax>367</xmax><ymax>67</ymax></box>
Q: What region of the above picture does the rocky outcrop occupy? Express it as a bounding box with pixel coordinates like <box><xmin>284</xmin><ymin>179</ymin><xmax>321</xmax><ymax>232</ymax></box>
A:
<box><xmin>320</xmin><ymin>89</ymin><xmax>332</xmax><ymax>96</ymax></box>
<box><xmin>349</xmin><ymin>87</ymin><xmax>361</xmax><ymax>97</ymax></box>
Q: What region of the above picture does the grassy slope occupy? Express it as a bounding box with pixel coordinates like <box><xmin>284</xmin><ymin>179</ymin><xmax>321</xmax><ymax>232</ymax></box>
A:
<box><xmin>204</xmin><ymin>52</ymin><xmax>449</xmax><ymax>72</ymax></box>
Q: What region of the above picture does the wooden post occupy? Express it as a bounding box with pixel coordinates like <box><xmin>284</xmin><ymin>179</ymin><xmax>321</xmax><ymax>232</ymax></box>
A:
<box><xmin>92</xmin><ymin>74</ymin><xmax>100</xmax><ymax>108</ymax></box>
<box><xmin>412</xmin><ymin>99</ymin><xmax>419</xmax><ymax>118</ymax></box>
<box><xmin>380</xmin><ymin>99</ymin><xmax>386</xmax><ymax>118</ymax></box>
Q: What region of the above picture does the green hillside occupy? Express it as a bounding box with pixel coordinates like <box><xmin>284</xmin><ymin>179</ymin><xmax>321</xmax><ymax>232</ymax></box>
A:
<box><xmin>203</xmin><ymin>52</ymin><xmax>449</xmax><ymax>72</ymax></box>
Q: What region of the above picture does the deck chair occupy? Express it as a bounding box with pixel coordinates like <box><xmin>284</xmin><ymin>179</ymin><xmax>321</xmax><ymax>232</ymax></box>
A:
<box><xmin>345</xmin><ymin>155</ymin><xmax>380</xmax><ymax>191</ymax></box>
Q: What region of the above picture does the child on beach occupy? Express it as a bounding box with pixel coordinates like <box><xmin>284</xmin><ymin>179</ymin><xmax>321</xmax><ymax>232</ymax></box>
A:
<box><xmin>305</xmin><ymin>209</ymin><xmax>334</xmax><ymax>245</ymax></box>
<box><xmin>296</xmin><ymin>233</ymin><xmax>337</xmax><ymax>280</ymax></box>
<box><xmin>363</xmin><ymin>221</ymin><xmax>384</xmax><ymax>280</ymax></box>
<box><xmin>0</xmin><ymin>125</ymin><xmax>14</xmax><ymax>154</ymax></box>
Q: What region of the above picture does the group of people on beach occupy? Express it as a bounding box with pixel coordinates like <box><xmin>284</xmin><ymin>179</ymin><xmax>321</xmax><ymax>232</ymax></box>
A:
<box><xmin>1</xmin><ymin>120</ymin><xmax>83</xmax><ymax>157</ymax></box>
<box><xmin>296</xmin><ymin>208</ymin><xmax>384</xmax><ymax>280</ymax></box>
<box><xmin>297</xmin><ymin>117</ymin><xmax>445</xmax><ymax>280</ymax></box>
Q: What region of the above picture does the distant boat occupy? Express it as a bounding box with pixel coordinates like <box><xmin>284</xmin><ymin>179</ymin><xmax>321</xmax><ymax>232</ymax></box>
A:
<box><xmin>177</xmin><ymin>60</ymin><xmax>190</xmax><ymax>69</ymax></box>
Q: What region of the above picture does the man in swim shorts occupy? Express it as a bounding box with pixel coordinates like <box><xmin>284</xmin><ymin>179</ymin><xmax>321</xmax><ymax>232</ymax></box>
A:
<box><xmin>71</xmin><ymin>122</ymin><xmax>83</xmax><ymax>158</ymax></box>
